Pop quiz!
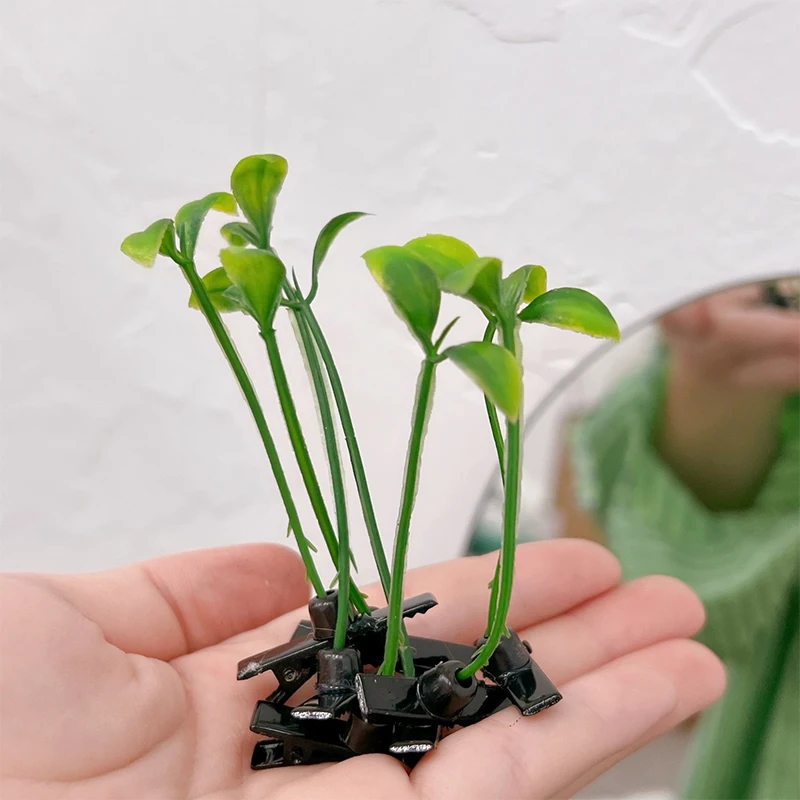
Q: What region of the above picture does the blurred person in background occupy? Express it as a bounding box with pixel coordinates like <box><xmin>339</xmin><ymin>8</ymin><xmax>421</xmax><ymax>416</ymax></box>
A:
<box><xmin>467</xmin><ymin>278</ymin><xmax>799</xmax><ymax>797</ymax></box>
<box><xmin>558</xmin><ymin>279</ymin><xmax>799</xmax><ymax>798</ymax></box>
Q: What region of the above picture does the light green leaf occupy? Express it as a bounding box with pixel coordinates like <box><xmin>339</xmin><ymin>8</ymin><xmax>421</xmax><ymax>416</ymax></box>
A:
<box><xmin>309</xmin><ymin>211</ymin><xmax>369</xmax><ymax>301</ymax></box>
<box><xmin>188</xmin><ymin>267</ymin><xmax>244</xmax><ymax>314</ymax></box>
<box><xmin>523</xmin><ymin>265</ymin><xmax>547</xmax><ymax>303</ymax></box>
<box><xmin>174</xmin><ymin>192</ymin><xmax>237</xmax><ymax>260</ymax></box>
<box><xmin>441</xmin><ymin>257</ymin><xmax>502</xmax><ymax>314</ymax></box>
<box><xmin>518</xmin><ymin>287</ymin><xmax>620</xmax><ymax>340</ymax></box>
<box><xmin>444</xmin><ymin>341</ymin><xmax>522</xmax><ymax>421</ymax></box>
<box><xmin>220</xmin><ymin>221</ymin><xmax>259</xmax><ymax>247</ymax></box>
<box><xmin>501</xmin><ymin>267</ymin><xmax>530</xmax><ymax>310</ymax></box>
<box><xmin>362</xmin><ymin>245</ymin><xmax>441</xmax><ymax>351</ymax></box>
<box><xmin>120</xmin><ymin>218</ymin><xmax>180</xmax><ymax>267</ymax></box>
<box><xmin>220</xmin><ymin>246</ymin><xmax>286</xmax><ymax>328</ymax></box>
<box><xmin>230</xmin><ymin>154</ymin><xmax>288</xmax><ymax>247</ymax></box>
<box><xmin>403</xmin><ymin>234</ymin><xmax>478</xmax><ymax>280</ymax></box>
<box><xmin>501</xmin><ymin>264</ymin><xmax>547</xmax><ymax>309</ymax></box>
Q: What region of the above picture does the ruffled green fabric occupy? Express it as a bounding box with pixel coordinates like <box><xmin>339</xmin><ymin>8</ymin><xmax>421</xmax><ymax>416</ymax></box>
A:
<box><xmin>569</xmin><ymin>352</ymin><xmax>799</xmax><ymax>799</ymax></box>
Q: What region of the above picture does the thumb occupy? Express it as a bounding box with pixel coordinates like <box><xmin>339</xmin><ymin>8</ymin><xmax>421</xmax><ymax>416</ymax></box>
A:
<box><xmin>37</xmin><ymin>544</ymin><xmax>309</xmax><ymax>660</ymax></box>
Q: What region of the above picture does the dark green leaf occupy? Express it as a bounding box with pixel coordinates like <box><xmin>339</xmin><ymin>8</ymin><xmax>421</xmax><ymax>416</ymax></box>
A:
<box><xmin>362</xmin><ymin>246</ymin><xmax>440</xmax><ymax>351</ymax></box>
<box><xmin>309</xmin><ymin>212</ymin><xmax>369</xmax><ymax>300</ymax></box>
<box><xmin>220</xmin><ymin>246</ymin><xmax>286</xmax><ymax>328</ymax></box>
<box><xmin>518</xmin><ymin>287</ymin><xmax>620</xmax><ymax>340</ymax></box>
<box><xmin>174</xmin><ymin>192</ymin><xmax>237</xmax><ymax>260</ymax></box>
<box><xmin>403</xmin><ymin>234</ymin><xmax>478</xmax><ymax>280</ymax></box>
<box><xmin>230</xmin><ymin>154</ymin><xmax>288</xmax><ymax>247</ymax></box>
<box><xmin>441</xmin><ymin>257</ymin><xmax>502</xmax><ymax>315</ymax></box>
<box><xmin>120</xmin><ymin>218</ymin><xmax>180</xmax><ymax>267</ymax></box>
<box><xmin>220</xmin><ymin>221</ymin><xmax>259</xmax><ymax>247</ymax></box>
<box><xmin>444</xmin><ymin>341</ymin><xmax>522</xmax><ymax>421</ymax></box>
<box><xmin>501</xmin><ymin>264</ymin><xmax>547</xmax><ymax>310</ymax></box>
<box><xmin>188</xmin><ymin>267</ymin><xmax>244</xmax><ymax>314</ymax></box>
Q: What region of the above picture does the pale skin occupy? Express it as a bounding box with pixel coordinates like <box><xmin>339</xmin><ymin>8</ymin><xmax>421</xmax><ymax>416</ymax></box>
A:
<box><xmin>1</xmin><ymin>540</ymin><xmax>724</xmax><ymax>800</ymax></box>
<box><xmin>556</xmin><ymin>280</ymin><xmax>800</xmax><ymax>530</ymax></box>
<box><xmin>657</xmin><ymin>282</ymin><xmax>800</xmax><ymax>510</ymax></box>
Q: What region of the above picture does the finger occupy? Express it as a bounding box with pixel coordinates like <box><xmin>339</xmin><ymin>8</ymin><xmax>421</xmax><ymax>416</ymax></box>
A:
<box><xmin>413</xmin><ymin>639</ymin><xmax>725</xmax><ymax>800</ymax></box>
<box><xmin>734</xmin><ymin>354</ymin><xmax>800</xmax><ymax>391</ymax></box>
<box><xmin>517</xmin><ymin>574</ymin><xmax>706</xmax><ymax>685</ymax></box>
<box><xmin>38</xmin><ymin>544</ymin><xmax>309</xmax><ymax>660</ymax></box>
<box><xmin>407</xmin><ymin>574</ymin><xmax>705</xmax><ymax>797</ymax></box>
<box><xmin>712</xmin><ymin>307</ymin><xmax>800</xmax><ymax>357</ymax></box>
<box><xmin>220</xmin><ymin>539</ymin><xmax>622</xmax><ymax>654</ymax></box>
<box><xmin>708</xmin><ymin>284</ymin><xmax>763</xmax><ymax>309</ymax></box>
<box><xmin>400</xmin><ymin>539</ymin><xmax>622</xmax><ymax>643</ymax></box>
<box><xmin>559</xmin><ymin>644</ymin><xmax>727</xmax><ymax>797</ymax></box>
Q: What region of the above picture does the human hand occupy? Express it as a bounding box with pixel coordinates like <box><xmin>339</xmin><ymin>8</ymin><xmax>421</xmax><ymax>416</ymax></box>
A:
<box><xmin>659</xmin><ymin>280</ymin><xmax>800</xmax><ymax>391</ymax></box>
<box><xmin>0</xmin><ymin>540</ymin><xmax>724</xmax><ymax>799</ymax></box>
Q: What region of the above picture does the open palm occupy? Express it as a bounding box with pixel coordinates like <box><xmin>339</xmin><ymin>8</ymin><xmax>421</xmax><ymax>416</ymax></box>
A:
<box><xmin>0</xmin><ymin>540</ymin><xmax>724</xmax><ymax>799</ymax></box>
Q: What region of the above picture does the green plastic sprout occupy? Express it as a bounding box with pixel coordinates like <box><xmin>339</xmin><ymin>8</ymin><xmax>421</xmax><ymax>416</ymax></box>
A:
<box><xmin>362</xmin><ymin>236</ymin><xmax>619</xmax><ymax>677</ymax></box>
<box><xmin>121</xmin><ymin>154</ymin><xmax>619</xmax><ymax>674</ymax></box>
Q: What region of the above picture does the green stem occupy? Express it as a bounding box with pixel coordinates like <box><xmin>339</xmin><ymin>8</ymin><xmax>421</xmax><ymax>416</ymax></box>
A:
<box><xmin>482</xmin><ymin>321</ymin><xmax>506</xmax><ymax>485</ymax></box>
<box><xmin>260</xmin><ymin>326</ymin><xmax>369</xmax><ymax>616</ymax></box>
<box><xmin>459</xmin><ymin>316</ymin><xmax>522</xmax><ymax>680</ymax></box>
<box><xmin>299</xmin><ymin>303</ymin><xmax>415</xmax><ymax>675</ymax></box>
<box><xmin>179</xmin><ymin>262</ymin><xmax>325</xmax><ymax>598</ymax></box>
<box><xmin>482</xmin><ymin>319</ymin><xmax>504</xmax><ymax>637</ymax></box>
<box><xmin>286</xmin><ymin>299</ymin><xmax>351</xmax><ymax>649</ymax></box>
<box><xmin>299</xmin><ymin>305</ymin><xmax>392</xmax><ymax>591</ymax></box>
<box><xmin>379</xmin><ymin>358</ymin><xmax>437</xmax><ymax>675</ymax></box>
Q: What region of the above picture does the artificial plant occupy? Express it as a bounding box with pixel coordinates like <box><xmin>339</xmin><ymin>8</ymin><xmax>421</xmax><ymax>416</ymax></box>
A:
<box><xmin>121</xmin><ymin>154</ymin><xmax>619</xmax><ymax>768</ymax></box>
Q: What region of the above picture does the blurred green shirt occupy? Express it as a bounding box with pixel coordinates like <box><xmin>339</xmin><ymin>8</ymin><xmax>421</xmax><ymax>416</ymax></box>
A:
<box><xmin>469</xmin><ymin>357</ymin><xmax>800</xmax><ymax>798</ymax></box>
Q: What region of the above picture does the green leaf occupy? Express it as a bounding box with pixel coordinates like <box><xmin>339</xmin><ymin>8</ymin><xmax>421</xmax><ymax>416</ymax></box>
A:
<box><xmin>501</xmin><ymin>265</ymin><xmax>547</xmax><ymax>310</ymax></box>
<box><xmin>518</xmin><ymin>287</ymin><xmax>620</xmax><ymax>340</ymax></box>
<box><xmin>120</xmin><ymin>218</ymin><xmax>180</xmax><ymax>267</ymax></box>
<box><xmin>501</xmin><ymin>267</ymin><xmax>530</xmax><ymax>310</ymax></box>
<box><xmin>188</xmin><ymin>267</ymin><xmax>244</xmax><ymax>314</ymax></box>
<box><xmin>220</xmin><ymin>221</ymin><xmax>259</xmax><ymax>247</ymax></box>
<box><xmin>174</xmin><ymin>192</ymin><xmax>237</xmax><ymax>260</ymax></box>
<box><xmin>403</xmin><ymin>234</ymin><xmax>478</xmax><ymax>280</ymax></box>
<box><xmin>444</xmin><ymin>341</ymin><xmax>522</xmax><ymax>421</ymax></box>
<box><xmin>220</xmin><ymin>246</ymin><xmax>286</xmax><ymax>328</ymax></box>
<box><xmin>362</xmin><ymin>246</ymin><xmax>441</xmax><ymax>351</ymax></box>
<box><xmin>523</xmin><ymin>265</ymin><xmax>547</xmax><ymax>303</ymax></box>
<box><xmin>309</xmin><ymin>211</ymin><xmax>369</xmax><ymax>301</ymax></box>
<box><xmin>230</xmin><ymin>154</ymin><xmax>288</xmax><ymax>247</ymax></box>
<box><xmin>433</xmin><ymin>316</ymin><xmax>461</xmax><ymax>351</ymax></box>
<box><xmin>441</xmin><ymin>257</ymin><xmax>502</xmax><ymax>315</ymax></box>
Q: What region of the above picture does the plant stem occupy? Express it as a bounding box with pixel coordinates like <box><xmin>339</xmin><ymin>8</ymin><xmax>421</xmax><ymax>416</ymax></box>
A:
<box><xmin>378</xmin><ymin>357</ymin><xmax>437</xmax><ymax>675</ymax></box>
<box><xmin>299</xmin><ymin>303</ymin><xmax>415</xmax><ymax>675</ymax></box>
<box><xmin>482</xmin><ymin>319</ymin><xmax>504</xmax><ymax>637</ymax></box>
<box><xmin>285</xmin><ymin>297</ymin><xmax>351</xmax><ymax>649</ymax></box>
<box><xmin>299</xmin><ymin>305</ymin><xmax>392</xmax><ymax>591</ymax></box>
<box><xmin>482</xmin><ymin>321</ymin><xmax>506</xmax><ymax>484</ymax></box>
<box><xmin>459</xmin><ymin>316</ymin><xmax>522</xmax><ymax>680</ymax></box>
<box><xmin>260</xmin><ymin>326</ymin><xmax>370</xmax><ymax>616</ymax></box>
<box><xmin>178</xmin><ymin>262</ymin><xmax>325</xmax><ymax>598</ymax></box>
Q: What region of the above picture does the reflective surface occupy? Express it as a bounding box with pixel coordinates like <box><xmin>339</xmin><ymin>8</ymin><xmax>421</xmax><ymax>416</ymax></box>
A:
<box><xmin>465</xmin><ymin>276</ymin><xmax>800</xmax><ymax>799</ymax></box>
<box><xmin>468</xmin><ymin>276</ymin><xmax>800</xmax><ymax>550</ymax></box>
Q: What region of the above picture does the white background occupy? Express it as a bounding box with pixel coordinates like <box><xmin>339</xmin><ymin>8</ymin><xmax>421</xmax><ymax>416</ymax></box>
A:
<box><xmin>2</xmin><ymin>0</ymin><xmax>799</xmax><ymax>583</ymax></box>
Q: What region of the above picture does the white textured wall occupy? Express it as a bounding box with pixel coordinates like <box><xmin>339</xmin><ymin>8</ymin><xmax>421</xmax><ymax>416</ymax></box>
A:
<box><xmin>2</xmin><ymin>0</ymin><xmax>799</xmax><ymax>582</ymax></box>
